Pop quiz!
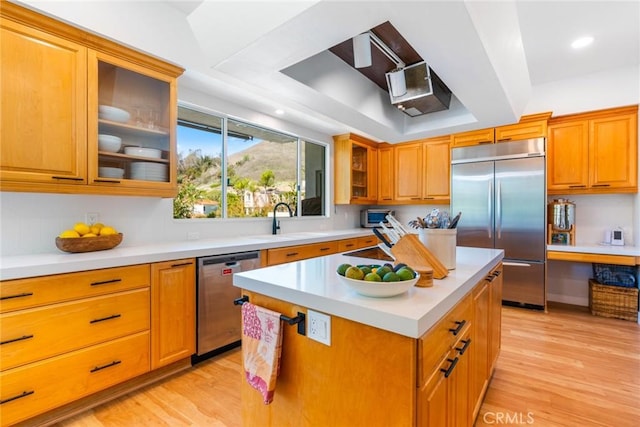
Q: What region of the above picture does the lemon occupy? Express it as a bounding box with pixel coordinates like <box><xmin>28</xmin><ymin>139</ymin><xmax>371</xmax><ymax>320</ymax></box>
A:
<box><xmin>73</xmin><ymin>222</ymin><xmax>90</xmax><ymax>236</ymax></box>
<box><xmin>59</xmin><ymin>230</ymin><xmax>80</xmax><ymax>238</ymax></box>
<box><xmin>82</xmin><ymin>233</ymin><xmax>97</xmax><ymax>238</ymax></box>
<box><xmin>345</xmin><ymin>266</ymin><xmax>365</xmax><ymax>280</ymax></box>
<box><xmin>99</xmin><ymin>226</ymin><xmax>117</xmax><ymax>236</ymax></box>
<box><xmin>90</xmin><ymin>224</ymin><xmax>103</xmax><ymax>235</ymax></box>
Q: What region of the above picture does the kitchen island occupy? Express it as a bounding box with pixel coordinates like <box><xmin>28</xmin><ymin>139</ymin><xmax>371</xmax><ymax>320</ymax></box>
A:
<box><xmin>233</xmin><ymin>246</ymin><xmax>504</xmax><ymax>426</ymax></box>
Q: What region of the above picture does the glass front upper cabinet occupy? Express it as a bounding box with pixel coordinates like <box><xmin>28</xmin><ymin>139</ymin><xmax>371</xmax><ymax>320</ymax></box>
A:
<box><xmin>88</xmin><ymin>51</ymin><xmax>178</xmax><ymax>196</ymax></box>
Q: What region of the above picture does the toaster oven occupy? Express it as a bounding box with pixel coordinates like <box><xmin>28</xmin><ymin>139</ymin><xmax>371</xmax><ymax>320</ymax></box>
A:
<box><xmin>360</xmin><ymin>209</ymin><xmax>395</xmax><ymax>228</ymax></box>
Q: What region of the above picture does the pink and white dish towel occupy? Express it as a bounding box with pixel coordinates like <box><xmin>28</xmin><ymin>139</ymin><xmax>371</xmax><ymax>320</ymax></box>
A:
<box><xmin>241</xmin><ymin>302</ymin><xmax>284</xmax><ymax>404</ymax></box>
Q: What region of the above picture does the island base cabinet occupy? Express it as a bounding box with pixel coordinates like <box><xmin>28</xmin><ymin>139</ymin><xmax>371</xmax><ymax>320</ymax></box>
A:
<box><xmin>0</xmin><ymin>331</ymin><xmax>149</xmax><ymax>426</ymax></box>
<box><xmin>240</xmin><ymin>291</ymin><xmax>417</xmax><ymax>427</ymax></box>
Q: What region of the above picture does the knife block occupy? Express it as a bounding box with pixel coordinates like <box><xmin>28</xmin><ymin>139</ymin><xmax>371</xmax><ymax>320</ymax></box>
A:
<box><xmin>391</xmin><ymin>234</ymin><xmax>449</xmax><ymax>279</ymax></box>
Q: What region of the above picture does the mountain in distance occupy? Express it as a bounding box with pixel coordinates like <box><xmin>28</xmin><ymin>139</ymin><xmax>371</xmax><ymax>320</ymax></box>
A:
<box><xmin>228</xmin><ymin>140</ymin><xmax>298</xmax><ymax>183</ymax></box>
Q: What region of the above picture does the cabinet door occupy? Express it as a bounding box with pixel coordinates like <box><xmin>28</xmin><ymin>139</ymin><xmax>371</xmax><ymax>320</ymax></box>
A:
<box><xmin>151</xmin><ymin>259</ymin><xmax>195</xmax><ymax>369</ymax></box>
<box><xmin>450</xmin><ymin>128</ymin><xmax>494</xmax><ymax>148</ymax></box>
<box><xmin>422</xmin><ymin>137</ymin><xmax>450</xmax><ymax>201</ymax></box>
<box><xmin>377</xmin><ymin>146</ymin><xmax>394</xmax><ymax>202</ymax></box>
<box><xmin>417</xmin><ymin>356</ymin><xmax>449</xmax><ymax>427</ymax></box>
<box><xmin>470</xmin><ymin>280</ymin><xmax>490</xmax><ymax>419</ymax></box>
<box><xmin>589</xmin><ymin>112</ymin><xmax>638</xmax><ymax>191</ymax></box>
<box><xmin>0</xmin><ymin>19</ymin><xmax>87</xmax><ymax>186</ymax></box>
<box><xmin>494</xmin><ymin>119</ymin><xmax>547</xmax><ymax>143</ymax></box>
<box><xmin>88</xmin><ymin>51</ymin><xmax>178</xmax><ymax>197</ymax></box>
<box><xmin>394</xmin><ymin>143</ymin><xmax>422</xmax><ymax>201</ymax></box>
<box><xmin>489</xmin><ymin>266</ymin><xmax>503</xmax><ymax>373</ymax></box>
<box><xmin>547</xmin><ymin>120</ymin><xmax>589</xmax><ymax>192</ymax></box>
<box><xmin>448</xmin><ymin>328</ymin><xmax>472</xmax><ymax>427</ymax></box>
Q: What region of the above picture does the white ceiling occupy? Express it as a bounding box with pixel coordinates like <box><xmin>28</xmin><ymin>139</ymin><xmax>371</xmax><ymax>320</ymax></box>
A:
<box><xmin>18</xmin><ymin>0</ymin><xmax>640</xmax><ymax>143</ymax></box>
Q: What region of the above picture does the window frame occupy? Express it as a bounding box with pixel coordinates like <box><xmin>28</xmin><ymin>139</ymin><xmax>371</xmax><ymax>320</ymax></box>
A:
<box><xmin>175</xmin><ymin>103</ymin><xmax>330</xmax><ymax>220</ymax></box>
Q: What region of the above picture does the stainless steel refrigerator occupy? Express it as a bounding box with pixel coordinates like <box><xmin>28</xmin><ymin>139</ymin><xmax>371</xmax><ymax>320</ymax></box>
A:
<box><xmin>451</xmin><ymin>139</ymin><xmax>546</xmax><ymax>309</ymax></box>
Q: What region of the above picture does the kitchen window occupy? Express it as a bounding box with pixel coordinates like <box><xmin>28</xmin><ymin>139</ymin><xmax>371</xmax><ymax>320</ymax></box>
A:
<box><xmin>174</xmin><ymin>106</ymin><xmax>327</xmax><ymax>219</ymax></box>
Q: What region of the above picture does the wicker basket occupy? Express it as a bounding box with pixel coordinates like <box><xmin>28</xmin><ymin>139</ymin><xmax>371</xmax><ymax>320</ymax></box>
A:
<box><xmin>55</xmin><ymin>233</ymin><xmax>123</xmax><ymax>253</ymax></box>
<box><xmin>588</xmin><ymin>279</ymin><xmax>638</xmax><ymax>321</ymax></box>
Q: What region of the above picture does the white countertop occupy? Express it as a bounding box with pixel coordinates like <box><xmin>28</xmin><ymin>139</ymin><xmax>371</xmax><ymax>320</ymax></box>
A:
<box><xmin>233</xmin><ymin>246</ymin><xmax>504</xmax><ymax>338</ymax></box>
<box><xmin>0</xmin><ymin>229</ymin><xmax>372</xmax><ymax>280</ymax></box>
<box><xmin>548</xmin><ymin>244</ymin><xmax>640</xmax><ymax>256</ymax></box>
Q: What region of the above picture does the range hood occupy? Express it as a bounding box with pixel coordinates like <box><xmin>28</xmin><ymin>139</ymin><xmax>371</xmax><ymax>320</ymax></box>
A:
<box><xmin>385</xmin><ymin>62</ymin><xmax>452</xmax><ymax>117</ymax></box>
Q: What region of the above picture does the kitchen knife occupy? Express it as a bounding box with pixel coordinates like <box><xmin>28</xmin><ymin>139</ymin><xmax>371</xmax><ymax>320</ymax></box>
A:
<box><xmin>373</xmin><ymin>227</ymin><xmax>393</xmax><ymax>248</ymax></box>
<box><xmin>380</xmin><ymin>222</ymin><xmax>399</xmax><ymax>244</ymax></box>
<box><xmin>448</xmin><ymin>212</ymin><xmax>462</xmax><ymax>229</ymax></box>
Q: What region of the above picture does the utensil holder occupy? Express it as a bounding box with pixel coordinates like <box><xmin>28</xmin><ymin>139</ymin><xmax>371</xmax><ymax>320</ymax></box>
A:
<box><xmin>390</xmin><ymin>234</ymin><xmax>448</xmax><ymax>279</ymax></box>
<box><xmin>418</xmin><ymin>229</ymin><xmax>457</xmax><ymax>270</ymax></box>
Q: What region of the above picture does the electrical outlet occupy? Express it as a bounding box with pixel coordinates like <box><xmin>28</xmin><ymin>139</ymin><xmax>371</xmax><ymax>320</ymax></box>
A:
<box><xmin>85</xmin><ymin>212</ymin><xmax>99</xmax><ymax>225</ymax></box>
<box><xmin>307</xmin><ymin>309</ymin><xmax>331</xmax><ymax>346</ymax></box>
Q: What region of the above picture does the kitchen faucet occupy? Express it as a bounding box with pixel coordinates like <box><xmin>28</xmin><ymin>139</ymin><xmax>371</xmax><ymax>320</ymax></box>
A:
<box><xmin>272</xmin><ymin>202</ymin><xmax>293</xmax><ymax>235</ymax></box>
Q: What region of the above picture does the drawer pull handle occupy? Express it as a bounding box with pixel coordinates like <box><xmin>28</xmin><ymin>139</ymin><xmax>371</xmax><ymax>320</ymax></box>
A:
<box><xmin>1</xmin><ymin>390</ymin><xmax>35</xmax><ymax>405</ymax></box>
<box><xmin>345</xmin><ymin>244</ymin><xmax>355</xmax><ymax>247</ymax></box>
<box><xmin>440</xmin><ymin>357</ymin><xmax>459</xmax><ymax>378</ymax></box>
<box><xmin>52</xmin><ymin>176</ymin><xmax>83</xmax><ymax>181</ymax></box>
<box><xmin>94</xmin><ymin>179</ymin><xmax>121</xmax><ymax>184</ymax></box>
<box><xmin>90</xmin><ymin>360</ymin><xmax>121</xmax><ymax>373</ymax></box>
<box><xmin>90</xmin><ymin>314</ymin><xmax>121</xmax><ymax>324</ymax></box>
<box><xmin>493</xmin><ymin>270</ymin><xmax>502</xmax><ymax>277</ymax></box>
<box><xmin>171</xmin><ymin>262</ymin><xmax>193</xmax><ymax>268</ymax></box>
<box><xmin>591</xmin><ymin>184</ymin><xmax>611</xmax><ymax>187</ymax></box>
<box><xmin>497</xmin><ymin>138</ymin><xmax>512</xmax><ymax>142</ymax></box>
<box><xmin>1</xmin><ymin>292</ymin><xmax>34</xmax><ymax>300</ymax></box>
<box><xmin>478</xmin><ymin>140</ymin><xmax>493</xmax><ymax>144</ymax></box>
<box><xmin>286</xmin><ymin>252</ymin><xmax>299</xmax><ymax>257</ymax></box>
<box><xmin>456</xmin><ymin>339</ymin><xmax>471</xmax><ymax>355</ymax></box>
<box><xmin>90</xmin><ymin>279</ymin><xmax>122</xmax><ymax>286</ymax></box>
<box><xmin>320</xmin><ymin>247</ymin><xmax>331</xmax><ymax>252</ymax></box>
<box><xmin>568</xmin><ymin>185</ymin><xmax>586</xmax><ymax>188</ymax></box>
<box><xmin>1</xmin><ymin>334</ymin><xmax>34</xmax><ymax>345</ymax></box>
<box><xmin>449</xmin><ymin>320</ymin><xmax>466</xmax><ymax>336</ymax></box>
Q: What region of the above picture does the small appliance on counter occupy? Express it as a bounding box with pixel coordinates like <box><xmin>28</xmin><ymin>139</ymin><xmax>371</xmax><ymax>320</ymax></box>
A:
<box><xmin>547</xmin><ymin>198</ymin><xmax>575</xmax><ymax>245</ymax></box>
<box><xmin>360</xmin><ymin>208</ymin><xmax>395</xmax><ymax>228</ymax></box>
<box><xmin>603</xmin><ymin>227</ymin><xmax>625</xmax><ymax>246</ymax></box>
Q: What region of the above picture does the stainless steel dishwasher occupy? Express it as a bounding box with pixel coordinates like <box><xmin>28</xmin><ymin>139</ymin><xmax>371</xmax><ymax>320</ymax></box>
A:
<box><xmin>194</xmin><ymin>251</ymin><xmax>260</xmax><ymax>363</ymax></box>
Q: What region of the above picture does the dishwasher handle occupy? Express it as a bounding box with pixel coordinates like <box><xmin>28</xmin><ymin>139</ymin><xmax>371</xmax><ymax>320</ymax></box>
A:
<box><xmin>199</xmin><ymin>251</ymin><xmax>260</xmax><ymax>266</ymax></box>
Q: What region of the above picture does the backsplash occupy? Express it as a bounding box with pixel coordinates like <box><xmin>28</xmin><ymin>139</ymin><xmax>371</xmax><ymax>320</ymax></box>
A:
<box><xmin>0</xmin><ymin>192</ymin><xmax>361</xmax><ymax>257</ymax></box>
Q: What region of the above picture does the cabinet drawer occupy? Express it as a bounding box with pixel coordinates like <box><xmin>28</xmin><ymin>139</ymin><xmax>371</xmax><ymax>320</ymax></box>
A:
<box><xmin>356</xmin><ymin>236</ymin><xmax>377</xmax><ymax>248</ymax></box>
<box><xmin>267</xmin><ymin>241</ymin><xmax>338</xmax><ymax>265</ymax></box>
<box><xmin>0</xmin><ymin>331</ymin><xmax>149</xmax><ymax>426</ymax></box>
<box><xmin>417</xmin><ymin>294</ymin><xmax>472</xmax><ymax>386</ymax></box>
<box><xmin>1</xmin><ymin>264</ymin><xmax>150</xmax><ymax>313</ymax></box>
<box><xmin>1</xmin><ymin>288</ymin><xmax>149</xmax><ymax>370</ymax></box>
<box><xmin>495</xmin><ymin>119</ymin><xmax>547</xmax><ymax>142</ymax></box>
<box><xmin>337</xmin><ymin>239</ymin><xmax>359</xmax><ymax>252</ymax></box>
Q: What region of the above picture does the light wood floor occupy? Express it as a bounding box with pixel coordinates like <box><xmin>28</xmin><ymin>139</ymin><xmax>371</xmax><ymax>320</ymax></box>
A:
<box><xmin>55</xmin><ymin>304</ymin><xmax>639</xmax><ymax>427</ymax></box>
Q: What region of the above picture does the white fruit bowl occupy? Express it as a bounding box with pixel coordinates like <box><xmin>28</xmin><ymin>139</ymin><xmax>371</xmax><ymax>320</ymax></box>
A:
<box><xmin>98</xmin><ymin>105</ymin><xmax>130</xmax><ymax>123</ymax></box>
<box><xmin>336</xmin><ymin>272</ymin><xmax>419</xmax><ymax>297</ymax></box>
<box><xmin>98</xmin><ymin>134</ymin><xmax>122</xmax><ymax>152</ymax></box>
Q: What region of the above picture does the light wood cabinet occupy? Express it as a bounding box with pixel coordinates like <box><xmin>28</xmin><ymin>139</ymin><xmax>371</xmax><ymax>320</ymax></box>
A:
<box><xmin>469</xmin><ymin>264</ymin><xmax>502</xmax><ymax>420</ymax></box>
<box><xmin>0</xmin><ymin>16</ymin><xmax>88</xmax><ymax>186</ymax></box>
<box><xmin>150</xmin><ymin>259</ymin><xmax>196</xmax><ymax>369</ymax></box>
<box><xmin>241</xmin><ymin>261</ymin><xmax>502</xmax><ymax>427</ymax></box>
<box><xmin>334</xmin><ymin>133</ymin><xmax>378</xmax><ymax>204</ymax></box>
<box><xmin>451</xmin><ymin>112</ymin><xmax>550</xmax><ymax>148</ymax></box>
<box><xmin>394</xmin><ymin>136</ymin><xmax>450</xmax><ymax>203</ymax></box>
<box><xmin>377</xmin><ymin>144</ymin><xmax>395</xmax><ymax>202</ymax></box>
<box><xmin>0</xmin><ymin>2</ymin><xmax>183</xmax><ymax>197</ymax></box>
<box><xmin>548</xmin><ymin>106</ymin><xmax>638</xmax><ymax>194</ymax></box>
<box><xmin>417</xmin><ymin>294</ymin><xmax>473</xmax><ymax>427</ymax></box>
<box><xmin>394</xmin><ymin>142</ymin><xmax>423</xmax><ymax>201</ymax></box>
<box><xmin>0</xmin><ymin>265</ymin><xmax>151</xmax><ymax>425</ymax></box>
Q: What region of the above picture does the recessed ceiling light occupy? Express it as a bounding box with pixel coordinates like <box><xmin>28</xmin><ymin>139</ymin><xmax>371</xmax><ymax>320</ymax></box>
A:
<box><xmin>275</xmin><ymin>109</ymin><xmax>284</xmax><ymax>115</ymax></box>
<box><xmin>571</xmin><ymin>36</ymin><xmax>594</xmax><ymax>49</ymax></box>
